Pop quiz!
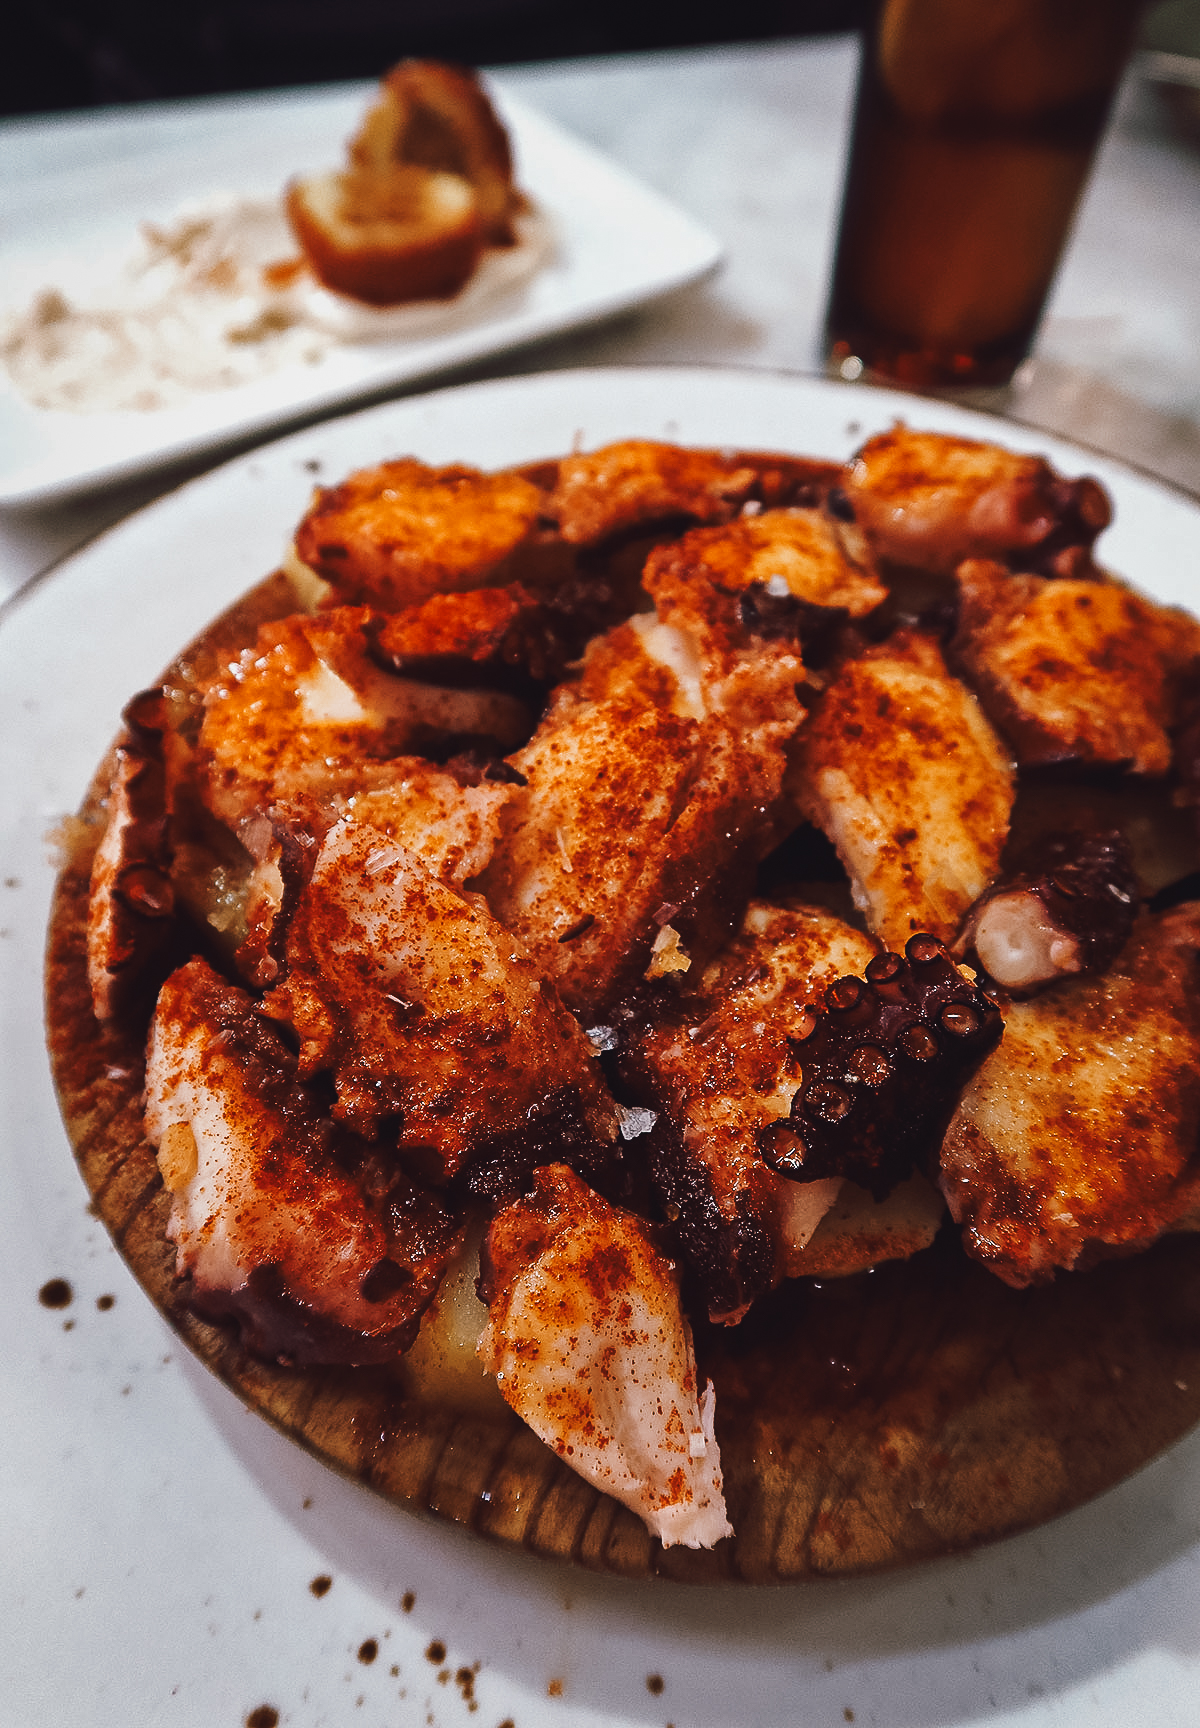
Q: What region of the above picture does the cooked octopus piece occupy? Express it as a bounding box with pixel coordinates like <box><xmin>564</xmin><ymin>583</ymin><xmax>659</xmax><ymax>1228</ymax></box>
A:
<box><xmin>373</xmin><ymin>571</ymin><xmax>631</xmax><ymax>689</ymax></box>
<box><xmin>640</xmin><ymin>506</ymin><xmax>886</xmax><ymax>663</ymax></box>
<box><xmin>940</xmin><ymin>903</ymin><xmax>1200</xmax><ymax>1287</ymax></box>
<box><xmin>336</xmin><ymin>766</ymin><xmax>512</xmax><ymax>885</ymax></box>
<box><xmin>951</xmin><ymin>558</ymin><xmax>1200</xmax><ymax>775</ymax></box>
<box><xmin>231</xmin><ymin>759</ymin><xmax>516</xmax><ymax>988</ymax></box>
<box><xmin>479</xmin><ymin>536</ymin><xmax>809</xmax><ymax>1016</ymax></box>
<box><xmin>145</xmin><ymin>957</ymin><xmax>461</xmax><ymax>1365</ymax></box>
<box><xmin>230</xmin><ymin>817</ymin><xmax>311</xmax><ymax>990</ymax></box>
<box><xmin>87</xmin><ymin>700</ymin><xmax>176</xmax><ymax>1021</ymax></box>
<box><xmin>662</xmin><ymin>507</ymin><xmax>887</xmax><ymax>647</ymax></box>
<box><xmin>265</xmin><ymin>819</ymin><xmax>619</xmax><ymax>1167</ymax></box>
<box><xmin>635</xmin><ymin>518</ymin><xmax>824</xmax><ymax>729</ymax></box>
<box><xmin>292</xmin><ymin>459</ymin><xmax>551</xmax><ymax>609</ymax></box>
<box><xmin>477</xmin><ymin>683</ymin><xmax>723</xmax><ymax>1016</ymax></box>
<box><xmin>547</xmin><ymin>439</ymin><xmax>841</xmax><ymax>548</ymax></box>
<box><xmin>790</xmin><ymin>629</ymin><xmax>1015</xmax><ymax>950</ymax></box>
<box><xmin>375</xmin><ymin>582</ymin><xmax>541</xmax><ymax>666</ymax></box>
<box><xmin>843</xmin><ymin>426</ymin><xmax>1111</xmax><ymax>578</ymax></box>
<box><xmin>351</xmin><ymin>59</ymin><xmax>518</xmax><ymax>243</ymax></box>
<box><xmin>956</xmin><ymin>828</ymin><xmax>1139</xmax><ymax>993</ymax></box>
<box><xmin>616</xmin><ymin>899</ymin><xmax>882</xmax><ymax>1322</ymax></box>
<box><xmin>478</xmin><ymin>1163</ymin><xmax>731</xmax><ymax>1549</ymax></box>
<box><xmin>758</xmin><ymin>935</ymin><xmax>1003</xmax><ymax>1196</ymax></box>
<box><xmin>195</xmin><ymin>606</ymin><xmax>531</xmax><ymax>834</ymax></box>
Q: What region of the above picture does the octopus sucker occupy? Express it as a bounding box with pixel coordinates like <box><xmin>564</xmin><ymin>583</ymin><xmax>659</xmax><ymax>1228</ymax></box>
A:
<box><xmin>757</xmin><ymin>934</ymin><xmax>1003</xmax><ymax>1197</ymax></box>
<box><xmin>956</xmin><ymin>828</ymin><xmax>1139</xmax><ymax>993</ymax></box>
<box><xmin>478</xmin><ymin>1164</ymin><xmax>732</xmax><ymax>1550</ymax></box>
<box><xmin>145</xmin><ymin>956</ymin><xmax>461</xmax><ymax>1365</ymax></box>
<box><xmin>843</xmin><ymin>426</ymin><xmax>1111</xmax><ymax>578</ymax></box>
<box><xmin>613</xmin><ymin>899</ymin><xmax>883</xmax><ymax>1322</ymax></box>
<box><xmin>939</xmin><ymin>903</ymin><xmax>1200</xmax><ymax>1286</ymax></box>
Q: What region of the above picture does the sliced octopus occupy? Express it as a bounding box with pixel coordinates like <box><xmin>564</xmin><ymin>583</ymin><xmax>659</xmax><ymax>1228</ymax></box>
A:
<box><xmin>479</xmin><ymin>1163</ymin><xmax>731</xmax><ymax>1549</ymax></box>
<box><xmin>940</xmin><ymin>903</ymin><xmax>1200</xmax><ymax>1287</ymax></box>
<box><xmin>955</xmin><ymin>827</ymin><xmax>1139</xmax><ymax>993</ymax></box>
<box><xmin>842</xmin><ymin>425</ymin><xmax>1111</xmax><ymax>578</ymax></box>
<box><xmin>479</xmin><ymin>532</ymin><xmax>813</xmax><ymax>1016</ymax></box>
<box><xmin>87</xmin><ymin>694</ymin><xmax>176</xmax><ymax>1020</ymax></box>
<box><xmin>789</xmin><ymin>628</ymin><xmax>1016</xmax><ymax>950</ymax></box>
<box><xmin>194</xmin><ymin>605</ymin><xmax>531</xmax><ymax>836</ymax></box>
<box><xmin>546</xmin><ymin>438</ymin><xmax>840</xmax><ymax>548</ymax></box>
<box><xmin>72</xmin><ymin>421</ymin><xmax>1200</xmax><ymax>1557</ymax></box>
<box><xmin>145</xmin><ymin>956</ymin><xmax>462</xmax><ymax>1365</ymax></box>
<box><xmin>264</xmin><ymin>818</ymin><xmax>620</xmax><ymax>1173</ymax></box>
<box><xmin>291</xmin><ymin>456</ymin><xmax>557</xmax><ymax>609</ymax></box>
<box><xmin>951</xmin><ymin>557</ymin><xmax>1200</xmax><ymax>775</ymax></box>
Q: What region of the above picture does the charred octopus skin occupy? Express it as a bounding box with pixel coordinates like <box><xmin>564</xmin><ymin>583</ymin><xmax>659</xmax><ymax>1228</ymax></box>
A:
<box><xmin>956</xmin><ymin>829</ymin><xmax>1139</xmax><ymax>994</ymax></box>
<box><xmin>758</xmin><ymin>935</ymin><xmax>1003</xmax><ymax>1196</ymax></box>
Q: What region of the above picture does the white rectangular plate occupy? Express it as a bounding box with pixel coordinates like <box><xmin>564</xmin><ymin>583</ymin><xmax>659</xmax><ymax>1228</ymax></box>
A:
<box><xmin>0</xmin><ymin>90</ymin><xmax>721</xmax><ymax>506</ymax></box>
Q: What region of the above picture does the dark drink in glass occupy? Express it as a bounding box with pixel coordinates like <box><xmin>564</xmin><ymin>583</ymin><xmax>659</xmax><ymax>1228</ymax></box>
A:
<box><xmin>825</xmin><ymin>0</ymin><xmax>1144</xmax><ymax>389</ymax></box>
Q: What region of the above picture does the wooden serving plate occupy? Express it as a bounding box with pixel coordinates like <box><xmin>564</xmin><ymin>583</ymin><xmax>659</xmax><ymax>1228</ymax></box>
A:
<box><xmin>45</xmin><ymin>574</ymin><xmax>1200</xmax><ymax>1584</ymax></box>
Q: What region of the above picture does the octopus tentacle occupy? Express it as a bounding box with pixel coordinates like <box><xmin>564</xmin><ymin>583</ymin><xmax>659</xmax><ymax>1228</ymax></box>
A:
<box><xmin>955</xmin><ymin>829</ymin><xmax>1139</xmax><ymax>993</ymax></box>
<box><xmin>757</xmin><ymin>935</ymin><xmax>1003</xmax><ymax>1196</ymax></box>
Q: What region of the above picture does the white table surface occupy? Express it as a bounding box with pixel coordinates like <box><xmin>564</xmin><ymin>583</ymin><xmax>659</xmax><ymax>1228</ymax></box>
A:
<box><xmin>1</xmin><ymin>34</ymin><xmax>1198</xmax><ymax>607</ymax></box>
<box><xmin>5</xmin><ymin>36</ymin><xmax>1200</xmax><ymax>1728</ymax></box>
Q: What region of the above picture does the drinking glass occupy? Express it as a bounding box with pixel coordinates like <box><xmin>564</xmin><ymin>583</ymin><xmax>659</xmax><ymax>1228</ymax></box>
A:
<box><xmin>825</xmin><ymin>0</ymin><xmax>1146</xmax><ymax>389</ymax></box>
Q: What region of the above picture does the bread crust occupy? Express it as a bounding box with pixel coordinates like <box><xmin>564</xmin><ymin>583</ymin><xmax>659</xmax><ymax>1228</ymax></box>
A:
<box><xmin>356</xmin><ymin>60</ymin><xmax>518</xmax><ymax>243</ymax></box>
<box><xmin>286</xmin><ymin>167</ymin><xmax>483</xmax><ymax>306</ymax></box>
<box><xmin>283</xmin><ymin>59</ymin><xmax>519</xmax><ymax>307</ymax></box>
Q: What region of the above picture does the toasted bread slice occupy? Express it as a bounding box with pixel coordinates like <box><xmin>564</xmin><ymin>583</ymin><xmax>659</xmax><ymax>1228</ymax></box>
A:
<box><xmin>286</xmin><ymin>165</ymin><xmax>483</xmax><ymax>306</ymax></box>
<box><xmin>353</xmin><ymin>59</ymin><xmax>517</xmax><ymax>242</ymax></box>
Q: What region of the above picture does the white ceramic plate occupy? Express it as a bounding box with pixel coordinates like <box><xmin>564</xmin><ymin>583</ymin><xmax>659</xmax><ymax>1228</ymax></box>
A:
<box><xmin>0</xmin><ymin>92</ymin><xmax>721</xmax><ymax>508</ymax></box>
<box><xmin>6</xmin><ymin>367</ymin><xmax>1200</xmax><ymax>1728</ymax></box>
